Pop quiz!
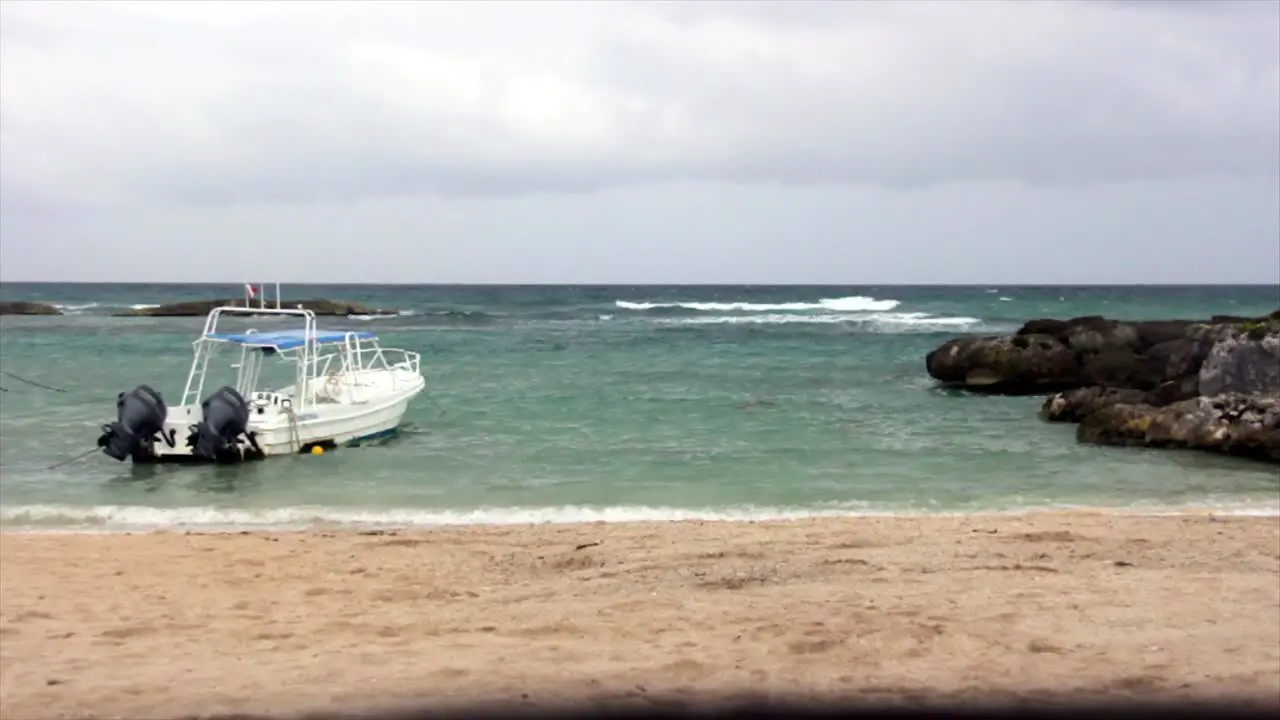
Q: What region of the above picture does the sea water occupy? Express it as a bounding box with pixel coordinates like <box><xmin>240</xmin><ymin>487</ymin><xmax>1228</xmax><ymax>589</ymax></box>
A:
<box><xmin>1</xmin><ymin>283</ymin><xmax>1277</xmax><ymax>532</ymax></box>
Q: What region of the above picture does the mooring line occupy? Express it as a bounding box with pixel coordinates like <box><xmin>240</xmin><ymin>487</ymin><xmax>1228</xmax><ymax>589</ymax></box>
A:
<box><xmin>0</xmin><ymin>370</ymin><xmax>67</xmax><ymax>393</ymax></box>
<box><xmin>47</xmin><ymin>446</ymin><xmax>101</xmax><ymax>471</ymax></box>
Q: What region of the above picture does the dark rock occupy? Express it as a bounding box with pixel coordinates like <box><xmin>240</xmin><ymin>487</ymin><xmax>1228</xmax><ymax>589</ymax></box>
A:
<box><xmin>1148</xmin><ymin>378</ymin><xmax>1202</xmax><ymax>406</ymax></box>
<box><xmin>1135</xmin><ymin>321</ymin><xmax>1203</xmax><ymax>351</ymax></box>
<box><xmin>932</xmin><ymin>309</ymin><xmax>1280</xmax><ymax>465</ymax></box>
<box><xmin>0</xmin><ymin>301</ymin><xmax>62</xmax><ymax>315</ymax></box>
<box><xmin>928</xmin><ymin>311</ymin><xmax>1278</xmax><ymax>396</ymax></box>
<box><xmin>112</xmin><ymin>298</ymin><xmax>399</xmax><ymax>317</ymax></box>
<box><xmin>1143</xmin><ymin>338</ymin><xmax>1213</xmax><ymax>383</ymax></box>
<box><xmin>1077</xmin><ymin>337</ymin><xmax>1216</xmax><ymax>392</ymax></box>
<box><xmin>1016</xmin><ymin>318</ymin><xmax>1075</xmax><ymax>338</ymax></box>
<box><xmin>1016</xmin><ymin>315</ymin><xmax>1197</xmax><ymax>353</ymax></box>
<box><xmin>925</xmin><ymin>334</ymin><xmax>1081</xmax><ymax>395</ymax></box>
<box><xmin>1078</xmin><ymin>348</ymin><xmax>1164</xmax><ymax>390</ymax></box>
<box><xmin>1062</xmin><ymin>318</ymin><xmax>1141</xmax><ymax>356</ymax></box>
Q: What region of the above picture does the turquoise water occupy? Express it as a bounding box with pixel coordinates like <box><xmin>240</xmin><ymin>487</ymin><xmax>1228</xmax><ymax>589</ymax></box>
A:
<box><xmin>1</xmin><ymin>283</ymin><xmax>1277</xmax><ymax>531</ymax></box>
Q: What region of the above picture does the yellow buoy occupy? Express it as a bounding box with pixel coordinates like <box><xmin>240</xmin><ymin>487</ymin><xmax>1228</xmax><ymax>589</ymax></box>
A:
<box><xmin>310</xmin><ymin>445</ymin><xmax>326</xmax><ymax>456</ymax></box>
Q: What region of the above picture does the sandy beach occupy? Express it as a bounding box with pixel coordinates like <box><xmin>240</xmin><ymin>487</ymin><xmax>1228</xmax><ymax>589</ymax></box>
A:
<box><xmin>1</xmin><ymin>511</ymin><xmax>1278</xmax><ymax>718</ymax></box>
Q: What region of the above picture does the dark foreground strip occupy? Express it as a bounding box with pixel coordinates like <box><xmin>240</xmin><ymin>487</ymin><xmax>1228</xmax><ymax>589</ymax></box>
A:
<box><xmin>170</xmin><ymin>695</ymin><xmax>1280</xmax><ymax>720</ymax></box>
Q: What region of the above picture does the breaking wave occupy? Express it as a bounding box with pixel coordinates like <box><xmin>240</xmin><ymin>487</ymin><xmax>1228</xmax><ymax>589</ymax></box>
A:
<box><xmin>50</xmin><ymin>302</ymin><xmax>101</xmax><ymax>314</ymax></box>
<box><xmin>604</xmin><ymin>294</ymin><xmax>1015</xmax><ymax>333</ymax></box>
<box><xmin>652</xmin><ymin>311</ymin><xmax>983</xmax><ymax>331</ymax></box>
<box><xmin>345</xmin><ymin>309</ymin><xmax>418</xmax><ymax>321</ymax></box>
<box><xmin>616</xmin><ymin>295</ymin><xmax>900</xmax><ymax>313</ymax></box>
<box><xmin>1</xmin><ymin>500</ymin><xmax>1274</xmax><ymax>533</ymax></box>
<box><xmin>18</xmin><ymin>292</ymin><xmax>1015</xmax><ymax>335</ymax></box>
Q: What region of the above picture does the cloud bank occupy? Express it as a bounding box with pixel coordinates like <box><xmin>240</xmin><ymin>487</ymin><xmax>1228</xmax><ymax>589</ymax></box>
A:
<box><xmin>1</xmin><ymin>0</ymin><xmax>1276</xmax><ymax>283</ymax></box>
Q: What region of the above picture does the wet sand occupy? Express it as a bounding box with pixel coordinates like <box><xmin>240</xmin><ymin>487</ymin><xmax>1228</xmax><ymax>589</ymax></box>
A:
<box><xmin>1</xmin><ymin>512</ymin><xmax>1278</xmax><ymax>718</ymax></box>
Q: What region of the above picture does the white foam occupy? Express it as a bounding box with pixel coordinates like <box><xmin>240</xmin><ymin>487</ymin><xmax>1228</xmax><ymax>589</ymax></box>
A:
<box><xmin>47</xmin><ymin>301</ymin><xmax>163</xmax><ymax>313</ymax></box>
<box><xmin>0</xmin><ymin>503</ymin><xmax>876</xmax><ymax>532</ymax></box>
<box><xmin>616</xmin><ymin>296</ymin><xmax>900</xmax><ymax>313</ymax></box>
<box><xmin>659</xmin><ymin>313</ymin><xmax>848</xmax><ymax>325</ymax></box>
<box><xmin>654</xmin><ymin>311</ymin><xmax>984</xmax><ymax>331</ymax></box>
<box><xmin>877</xmin><ymin>312</ymin><xmax>983</xmax><ymax>326</ymax></box>
<box><xmin>346</xmin><ymin>309</ymin><xmax>416</xmax><ymax>321</ymax></box>
<box><xmin>52</xmin><ymin>302</ymin><xmax>99</xmax><ymax>313</ymax></box>
<box><xmin>1</xmin><ymin>500</ymin><xmax>1274</xmax><ymax>534</ymax></box>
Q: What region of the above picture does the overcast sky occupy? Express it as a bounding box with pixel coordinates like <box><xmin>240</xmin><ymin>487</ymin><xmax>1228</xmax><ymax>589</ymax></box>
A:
<box><xmin>0</xmin><ymin>0</ymin><xmax>1277</xmax><ymax>284</ymax></box>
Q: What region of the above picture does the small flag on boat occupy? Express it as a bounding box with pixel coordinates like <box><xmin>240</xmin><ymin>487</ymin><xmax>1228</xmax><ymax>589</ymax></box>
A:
<box><xmin>245</xmin><ymin>283</ymin><xmax>257</xmax><ymax>299</ymax></box>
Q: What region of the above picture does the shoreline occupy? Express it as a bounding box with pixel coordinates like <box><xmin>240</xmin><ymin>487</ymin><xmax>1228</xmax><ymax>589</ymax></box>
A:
<box><xmin>2</xmin><ymin>512</ymin><xmax>1277</xmax><ymax>718</ymax></box>
<box><xmin>2</xmin><ymin>501</ymin><xmax>1280</xmax><ymax>535</ymax></box>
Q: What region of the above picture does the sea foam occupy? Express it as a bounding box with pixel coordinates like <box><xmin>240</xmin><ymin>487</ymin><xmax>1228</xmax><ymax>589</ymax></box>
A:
<box><xmin>615</xmin><ymin>295</ymin><xmax>901</xmax><ymax>313</ymax></box>
<box><xmin>2</xmin><ymin>499</ymin><xmax>1275</xmax><ymax>534</ymax></box>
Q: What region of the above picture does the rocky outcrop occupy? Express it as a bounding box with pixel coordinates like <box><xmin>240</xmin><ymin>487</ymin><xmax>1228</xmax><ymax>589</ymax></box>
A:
<box><xmin>925</xmin><ymin>313</ymin><xmax>1280</xmax><ymax>395</ymax></box>
<box><xmin>1068</xmin><ymin>393</ymin><xmax>1280</xmax><ymax>463</ymax></box>
<box><xmin>925</xmin><ymin>332</ymin><xmax>1082</xmax><ymax>394</ymax></box>
<box><xmin>0</xmin><ymin>301</ymin><xmax>62</xmax><ymax>315</ymax></box>
<box><xmin>1041</xmin><ymin>386</ymin><xmax>1157</xmax><ymax>423</ymax></box>
<box><xmin>927</xmin><ymin>310</ymin><xmax>1280</xmax><ymax>464</ymax></box>
<box><xmin>1198</xmin><ymin>329</ymin><xmax>1280</xmax><ymax>397</ymax></box>
<box><xmin>113</xmin><ymin>298</ymin><xmax>399</xmax><ymax>317</ymax></box>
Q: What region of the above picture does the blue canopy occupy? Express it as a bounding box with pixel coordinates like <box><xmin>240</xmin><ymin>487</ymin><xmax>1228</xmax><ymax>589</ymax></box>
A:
<box><xmin>204</xmin><ymin>328</ymin><xmax>377</xmax><ymax>351</ymax></box>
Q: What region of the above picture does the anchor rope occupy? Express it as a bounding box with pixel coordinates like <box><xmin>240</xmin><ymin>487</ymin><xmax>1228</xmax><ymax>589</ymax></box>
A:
<box><xmin>282</xmin><ymin>403</ymin><xmax>301</xmax><ymax>455</ymax></box>
<box><xmin>1</xmin><ymin>370</ymin><xmax>67</xmax><ymax>393</ymax></box>
<box><xmin>46</xmin><ymin>446</ymin><xmax>101</xmax><ymax>471</ymax></box>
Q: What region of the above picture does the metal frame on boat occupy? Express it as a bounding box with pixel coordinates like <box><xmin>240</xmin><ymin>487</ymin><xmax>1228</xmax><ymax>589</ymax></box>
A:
<box><xmin>97</xmin><ymin>304</ymin><xmax>425</xmax><ymax>464</ymax></box>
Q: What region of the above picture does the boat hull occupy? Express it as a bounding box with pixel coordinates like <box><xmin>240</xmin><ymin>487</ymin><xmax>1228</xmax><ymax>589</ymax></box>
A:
<box><xmin>250</xmin><ymin>388</ymin><xmax>418</xmax><ymax>456</ymax></box>
<box><xmin>141</xmin><ymin>375</ymin><xmax>424</xmax><ymax>464</ymax></box>
<box><xmin>97</xmin><ymin>303</ymin><xmax>429</xmax><ymax>466</ymax></box>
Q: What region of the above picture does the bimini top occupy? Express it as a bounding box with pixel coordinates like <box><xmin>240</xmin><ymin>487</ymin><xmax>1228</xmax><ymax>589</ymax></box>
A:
<box><xmin>204</xmin><ymin>328</ymin><xmax>378</xmax><ymax>351</ymax></box>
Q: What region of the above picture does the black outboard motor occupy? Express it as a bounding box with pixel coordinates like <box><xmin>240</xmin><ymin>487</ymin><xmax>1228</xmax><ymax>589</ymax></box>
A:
<box><xmin>189</xmin><ymin>386</ymin><xmax>254</xmax><ymax>461</ymax></box>
<box><xmin>97</xmin><ymin>384</ymin><xmax>169</xmax><ymax>461</ymax></box>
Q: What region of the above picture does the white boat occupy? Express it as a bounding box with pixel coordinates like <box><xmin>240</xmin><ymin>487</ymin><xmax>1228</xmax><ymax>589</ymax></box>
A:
<box><xmin>97</xmin><ymin>304</ymin><xmax>425</xmax><ymax>464</ymax></box>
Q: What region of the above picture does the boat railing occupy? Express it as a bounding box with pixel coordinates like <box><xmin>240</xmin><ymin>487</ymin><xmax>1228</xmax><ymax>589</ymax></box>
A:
<box><xmin>363</xmin><ymin>347</ymin><xmax>421</xmax><ymax>387</ymax></box>
<box><xmin>198</xmin><ymin>305</ymin><xmax>318</xmax><ymax>339</ymax></box>
<box><xmin>182</xmin><ymin>305</ymin><xmax>422</xmax><ymax>410</ymax></box>
<box><xmin>302</xmin><ymin>336</ymin><xmax>421</xmax><ymax>403</ymax></box>
<box><xmin>337</xmin><ymin>333</ymin><xmax>421</xmax><ymax>377</ymax></box>
<box><xmin>183</xmin><ymin>305</ymin><xmax>320</xmax><ymax>410</ymax></box>
<box><xmin>291</xmin><ymin>342</ymin><xmax>421</xmax><ymax>379</ymax></box>
<box><xmin>382</xmin><ymin>347</ymin><xmax>421</xmax><ymax>375</ymax></box>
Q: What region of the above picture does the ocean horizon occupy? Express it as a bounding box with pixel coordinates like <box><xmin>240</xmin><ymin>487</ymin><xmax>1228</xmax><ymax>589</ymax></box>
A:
<box><xmin>2</xmin><ymin>282</ymin><xmax>1277</xmax><ymax>532</ymax></box>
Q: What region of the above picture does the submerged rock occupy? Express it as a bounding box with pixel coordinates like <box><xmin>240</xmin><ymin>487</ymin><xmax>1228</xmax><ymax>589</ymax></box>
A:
<box><xmin>0</xmin><ymin>301</ymin><xmax>62</xmax><ymax>316</ymax></box>
<box><xmin>113</xmin><ymin>298</ymin><xmax>399</xmax><ymax>317</ymax></box>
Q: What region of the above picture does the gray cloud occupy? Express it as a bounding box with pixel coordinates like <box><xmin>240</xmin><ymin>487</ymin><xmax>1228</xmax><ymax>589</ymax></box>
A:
<box><xmin>0</xmin><ymin>0</ymin><xmax>1276</xmax><ymax>284</ymax></box>
<box><xmin>3</xmin><ymin>0</ymin><xmax>1277</xmax><ymax>206</ymax></box>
